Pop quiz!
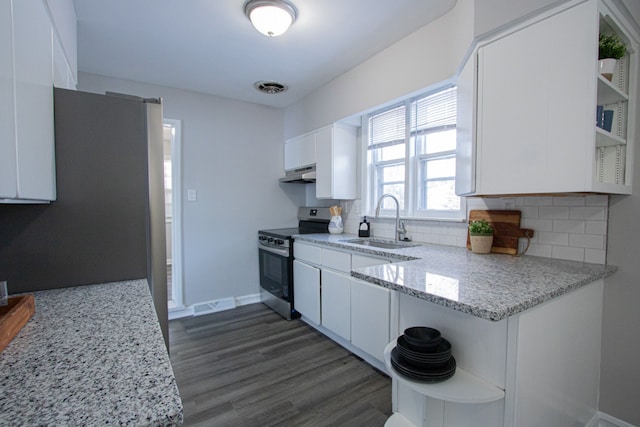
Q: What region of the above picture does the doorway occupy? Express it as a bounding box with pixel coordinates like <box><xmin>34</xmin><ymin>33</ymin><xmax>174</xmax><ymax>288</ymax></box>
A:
<box><xmin>163</xmin><ymin>119</ymin><xmax>183</xmax><ymax>309</ymax></box>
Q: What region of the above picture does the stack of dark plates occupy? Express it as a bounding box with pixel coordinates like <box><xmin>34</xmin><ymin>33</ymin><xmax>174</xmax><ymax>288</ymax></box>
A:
<box><xmin>390</xmin><ymin>326</ymin><xmax>456</xmax><ymax>383</ymax></box>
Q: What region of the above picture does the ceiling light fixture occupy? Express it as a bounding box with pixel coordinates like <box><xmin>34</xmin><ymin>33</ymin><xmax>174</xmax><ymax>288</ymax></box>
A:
<box><xmin>244</xmin><ymin>0</ymin><xmax>298</xmax><ymax>37</ymax></box>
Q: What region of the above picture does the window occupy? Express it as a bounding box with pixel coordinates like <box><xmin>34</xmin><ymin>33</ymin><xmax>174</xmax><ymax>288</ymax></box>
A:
<box><xmin>366</xmin><ymin>85</ymin><xmax>464</xmax><ymax>220</ymax></box>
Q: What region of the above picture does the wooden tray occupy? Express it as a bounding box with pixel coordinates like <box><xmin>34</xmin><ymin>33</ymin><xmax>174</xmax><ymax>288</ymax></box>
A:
<box><xmin>0</xmin><ymin>294</ymin><xmax>35</xmax><ymax>353</ymax></box>
<box><xmin>466</xmin><ymin>210</ymin><xmax>534</xmax><ymax>255</ymax></box>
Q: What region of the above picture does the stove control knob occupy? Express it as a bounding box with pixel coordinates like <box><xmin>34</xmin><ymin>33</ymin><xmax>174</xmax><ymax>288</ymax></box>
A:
<box><xmin>275</xmin><ymin>239</ymin><xmax>284</xmax><ymax>245</ymax></box>
<box><xmin>267</xmin><ymin>237</ymin><xmax>274</xmax><ymax>243</ymax></box>
<box><xmin>259</xmin><ymin>235</ymin><xmax>267</xmax><ymax>241</ymax></box>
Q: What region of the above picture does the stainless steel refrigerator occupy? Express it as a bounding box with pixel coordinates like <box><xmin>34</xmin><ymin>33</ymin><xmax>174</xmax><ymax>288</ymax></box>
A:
<box><xmin>0</xmin><ymin>88</ymin><xmax>169</xmax><ymax>347</ymax></box>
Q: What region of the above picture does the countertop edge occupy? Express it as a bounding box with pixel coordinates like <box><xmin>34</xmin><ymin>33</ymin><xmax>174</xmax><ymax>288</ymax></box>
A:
<box><xmin>295</xmin><ymin>234</ymin><xmax>617</xmax><ymax>322</ymax></box>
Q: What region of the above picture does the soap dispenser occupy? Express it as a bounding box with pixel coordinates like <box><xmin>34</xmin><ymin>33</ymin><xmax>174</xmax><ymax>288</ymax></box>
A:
<box><xmin>358</xmin><ymin>216</ymin><xmax>370</xmax><ymax>237</ymax></box>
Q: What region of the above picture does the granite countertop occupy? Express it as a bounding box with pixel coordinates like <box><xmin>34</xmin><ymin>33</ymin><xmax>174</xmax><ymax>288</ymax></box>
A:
<box><xmin>0</xmin><ymin>280</ymin><xmax>183</xmax><ymax>426</ymax></box>
<box><xmin>294</xmin><ymin>234</ymin><xmax>617</xmax><ymax>322</ymax></box>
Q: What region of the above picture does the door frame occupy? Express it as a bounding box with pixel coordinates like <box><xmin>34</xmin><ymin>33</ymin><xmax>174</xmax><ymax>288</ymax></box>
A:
<box><xmin>164</xmin><ymin>118</ymin><xmax>183</xmax><ymax>308</ymax></box>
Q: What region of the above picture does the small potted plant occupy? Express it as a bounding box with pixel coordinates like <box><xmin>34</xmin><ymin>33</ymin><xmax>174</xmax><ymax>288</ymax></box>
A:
<box><xmin>599</xmin><ymin>33</ymin><xmax>626</xmax><ymax>81</ymax></box>
<box><xmin>469</xmin><ymin>219</ymin><xmax>494</xmax><ymax>254</ymax></box>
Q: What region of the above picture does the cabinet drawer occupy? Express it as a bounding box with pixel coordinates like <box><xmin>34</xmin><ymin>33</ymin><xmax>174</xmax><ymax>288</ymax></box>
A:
<box><xmin>294</xmin><ymin>242</ymin><xmax>322</xmax><ymax>264</ymax></box>
<box><xmin>322</xmin><ymin>248</ymin><xmax>351</xmax><ymax>273</ymax></box>
<box><xmin>351</xmin><ymin>254</ymin><xmax>392</xmax><ymax>269</ymax></box>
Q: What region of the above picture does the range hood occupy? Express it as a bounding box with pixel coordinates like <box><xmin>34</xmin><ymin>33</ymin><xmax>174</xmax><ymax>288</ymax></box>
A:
<box><xmin>279</xmin><ymin>165</ymin><xmax>316</xmax><ymax>183</ymax></box>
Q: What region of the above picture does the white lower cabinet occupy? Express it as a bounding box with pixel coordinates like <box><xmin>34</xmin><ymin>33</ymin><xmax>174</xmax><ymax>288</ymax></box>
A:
<box><xmin>320</xmin><ymin>269</ymin><xmax>351</xmax><ymax>341</ymax></box>
<box><xmin>350</xmin><ymin>278</ymin><xmax>390</xmax><ymax>363</ymax></box>
<box><xmin>293</xmin><ymin>241</ymin><xmax>394</xmax><ymax>364</ymax></box>
<box><xmin>293</xmin><ymin>259</ymin><xmax>320</xmax><ymax>325</ymax></box>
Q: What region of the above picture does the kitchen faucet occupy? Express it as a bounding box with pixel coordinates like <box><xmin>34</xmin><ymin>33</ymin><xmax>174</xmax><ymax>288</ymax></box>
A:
<box><xmin>374</xmin><ymin>193</ymin><xmax>407</xmax><ymax>242</ymax></box>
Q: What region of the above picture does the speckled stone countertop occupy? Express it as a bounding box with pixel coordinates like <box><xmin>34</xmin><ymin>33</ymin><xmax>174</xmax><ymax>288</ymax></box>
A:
<box><xmin>0</xmin><ymin>280</ymin><xmax>183</xmax><ymax>426</ymax></box>
<box><xmin>294</xmin><ymin>234</ymin><xmax>617</xmax><ymax>322</ymax></box>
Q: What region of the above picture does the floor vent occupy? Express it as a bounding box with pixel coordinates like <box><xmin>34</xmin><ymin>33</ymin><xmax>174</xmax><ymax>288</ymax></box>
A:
<box><xmin>192</xmin><ymin>298</ymin><xmax>236</xmax><ymax>316</ymax></box>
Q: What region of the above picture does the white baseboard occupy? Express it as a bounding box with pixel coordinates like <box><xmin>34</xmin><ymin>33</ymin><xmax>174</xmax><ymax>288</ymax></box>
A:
<box><xmin>236</xmin><ymin>293</ymin><xmax>261</xmax><ymax>306</ymax></box>
<box><xmin>168</xmin><ymin>293</ymin><xmax>262</xmax><ymax>320</ymax></box>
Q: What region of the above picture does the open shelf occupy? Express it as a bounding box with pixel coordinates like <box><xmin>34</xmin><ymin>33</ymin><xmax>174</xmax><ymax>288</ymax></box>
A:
<box><xmin>597</xmin><ymin>75</ymin><xmax>628</xmax><ymax>104</ymax></box>
<box><xmin>595</xmin><ymin>126</ymin><xmax>626</xmax><ymax>147</ymax></box>
<box><xmin>383</xmin><ymin>340</ymin><xmax>505</xmax><ymax>404</ymax></box>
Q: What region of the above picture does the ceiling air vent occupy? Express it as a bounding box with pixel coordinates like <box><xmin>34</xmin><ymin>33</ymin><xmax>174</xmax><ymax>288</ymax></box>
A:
<box><xmin>255</xmin><ymin>80</ymin><xmax>288</xmax><ymax>94</ymax></box>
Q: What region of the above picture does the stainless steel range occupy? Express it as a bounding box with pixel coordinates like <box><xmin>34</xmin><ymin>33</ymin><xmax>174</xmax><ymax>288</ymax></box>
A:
<box><xmin>258</xmin><ymin>207</ymin><xmax>331</xmax><ymax>320</ymax></box>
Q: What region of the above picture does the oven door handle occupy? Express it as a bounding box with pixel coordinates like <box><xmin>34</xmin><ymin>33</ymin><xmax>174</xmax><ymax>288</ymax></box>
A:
<box><xmin>259</xmin><ymin>244</ymin><xmax>289</xmax><ymax>257</ymax></box>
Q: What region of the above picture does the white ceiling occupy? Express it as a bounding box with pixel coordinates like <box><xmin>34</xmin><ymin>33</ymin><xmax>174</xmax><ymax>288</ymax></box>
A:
<box><xmin>74</xmin><ymin>0</ymin><xmax>457</xmax><ymax>108</ymax></box>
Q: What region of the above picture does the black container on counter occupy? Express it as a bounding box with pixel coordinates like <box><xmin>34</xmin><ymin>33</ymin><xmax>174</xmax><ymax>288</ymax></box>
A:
<box><xmin>358</xmin><ymin>216</ymin><xmax>370</xmax><ymax>237</ymax></box>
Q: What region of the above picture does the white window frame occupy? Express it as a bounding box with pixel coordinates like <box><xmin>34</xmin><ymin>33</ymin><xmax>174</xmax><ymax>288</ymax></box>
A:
<box><xmin>364</xmin><ymin>84</ymin><xmax>465</xmax><ymax>221</ymax></box>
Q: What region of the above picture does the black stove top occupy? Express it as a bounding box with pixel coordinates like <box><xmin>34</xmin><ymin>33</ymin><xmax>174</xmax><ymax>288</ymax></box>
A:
<box><xmin>259</xmin><ymin>225</ymin><xmax>327</xmax><ymax>239</ymax></box>
<box><xmin>259</xmin><ymin>228</ymin><xmax>304</xmax><ymax>239</ymax></box>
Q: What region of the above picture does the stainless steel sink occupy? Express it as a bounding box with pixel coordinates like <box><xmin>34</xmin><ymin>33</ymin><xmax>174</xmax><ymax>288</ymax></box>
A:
<box><xmin>343</xmin><ymin>238</ymin><xmax>419</xmax><ymax>250</ymax></box>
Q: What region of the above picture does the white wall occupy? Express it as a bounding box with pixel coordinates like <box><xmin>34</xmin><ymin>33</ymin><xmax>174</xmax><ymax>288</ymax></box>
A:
<box><xmin>79</xmin><ymin>73</ymin><xmax>306</xmax><ymax>306</ymax></box>
<box><xmin>283</xmin><ymin>0</ymin><xmax>475</xmax><ymax>139</ymax></box>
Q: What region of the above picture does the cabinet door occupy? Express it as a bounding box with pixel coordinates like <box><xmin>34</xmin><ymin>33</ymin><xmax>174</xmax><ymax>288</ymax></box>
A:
<box><xmin>0</xmin><ymin>0</ymin><xmax>17</xmax><ymax>198</ymax></box>
<box><xmin>13</xmin><ymin>0</ymin><xmax>56</xmax><ymax>200</ymax></box>
<box><xmin>315</xmin><ymin>125</ymin><xmax>357</xmax><ymax>200</ymax></box>
<box><xmin>284</xmin><ymin>133</ymin><xmax>315</xmax><ymax>171</ymax></box>
<box><xmin>351</xmin><ymin>278</ymin><xmax>390</xmax><ymax>362</ymax></box>
<box><xmin>321</xmin><ymin>269</ymin><xmax>351</xmax><ymax>341</ymax></box>
<box><xmin>315</xmin><ymin>126</ymin><xmax>333</xmax><ymax>198</ymax></box>
<box><xmin>293</xmin><ymin>260</ymin><xmax>321</xmax><ymax>325</ymax></box>
<box><xmin>455</xmin><ymin>51</ymin><xmax>476</xmax><ymax>196</ymax></box>
<box><xmin>476</xmin><ymin>1</ymin><xmax>596</xmax><ymax>194</ymax></box>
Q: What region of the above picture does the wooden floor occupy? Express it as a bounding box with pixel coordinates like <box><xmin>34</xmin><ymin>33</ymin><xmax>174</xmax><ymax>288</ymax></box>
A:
<box><xmin>169</xmin><ymin>303</ymin><xmax>392</xmax><ymax>427</ymax></box>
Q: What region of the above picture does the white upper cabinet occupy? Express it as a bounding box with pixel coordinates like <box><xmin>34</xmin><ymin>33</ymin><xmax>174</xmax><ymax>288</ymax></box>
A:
<box><xmin>284</xmin><ymin>133</ymin><xmax>315</xmax><ymax>171</ymax></box>
<box><xmin>1</xmin><ymin>0</ymin><xmax>56</xmax><ymax>201</ymax></box>
<box><xmin>315</xmin><ymin>124</ymin><xmax>357</xmax><ymax>200</ymax></box>
<box><xmin>283</xmin><ymin>123</ymin><xmax>358</xmax><ymax>199</ymax></box>
<box><xmin>0</xmin><ymin>0</ymin><xmax>17</xmax><ymax>198</ymax></box>
<box><xmin>0</xmin><ymin>0</ymin><xmax>76</xmax><ymax>202</ymax></box>
<box><xmin>458</xmin><ymin>0</ymin><xmax>638</xmax><ymax>196</ymax></box>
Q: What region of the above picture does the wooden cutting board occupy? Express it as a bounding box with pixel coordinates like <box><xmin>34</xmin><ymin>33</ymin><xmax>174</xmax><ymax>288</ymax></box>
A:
<box><xmin>466</xmin><ymin>210</ymin><xmax>534</xmax><ymax>255</ymax></box>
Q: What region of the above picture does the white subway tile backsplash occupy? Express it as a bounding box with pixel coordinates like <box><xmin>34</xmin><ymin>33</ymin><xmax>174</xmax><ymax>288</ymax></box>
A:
<box><xmin>537</xmin><ymin>231</ymin><xmax>569</xmax><ymax>246</ymax></box>
<box><xmin>552</xmin><ymin>246</ymin><xmax>585</xmax><ymax>262</ymax></box>
<box><xmin>526</xmin><ymin>243</ymin><xmax>553</xmax><ymax>258</ymax></box>
<box><xmin>569</xmin><ymin>234</ymin><xmax>604</xmax><ymax>249</ymax></box>
<box><xmin>439</xmin><ymin>235</ymin><xmax>458</xmax><ymax>246</ymax></box>
<box><xmin>552</xmin><ymin>196</ymin><xmax>586</xmax><ymax>207</ymax></box>
<box><xmin>341</xmin><ymin>194</ymin><xmax>610</xmax><ymax>264</ymax></box>
<box><xmin>522</xmin><ymin>218</ymin><xmax>554</xmax><ymax>232</ymax></box>
<box><xmin>539</xmin><ymin>207</ymin><xmax>570</xmax><ymax>220</ymax></box>
<box><xmin>553</xmin><ymin>219</ymin><xmax>586</xmax><ymax>234</ymax></box>
<box><xmin>585</xmin><ymin>194</ymin><xmax>609</xmax><ymax>206</ymax></box>
<box><xmin>585</xmin><ymin>249</ymin><xmax>606</xmax><ymax>264</ymax></box>
<box><xmin>522</xmin><ymin>197</ymin><xmax>554</xmax><ymax>206</ymax></box>
<box><xmin>519</xmin><ymin>207</ymin><xmax>539</xmax><ymax>218</ymax></box>
<box><xmin>569</xmin><ymin>206</ymin><xmax>607</xmax><ymax>221</ymax></box>
<box><xmin>586</xmin><ymin>220</ymin><xmax>607</xmax><ymax>235</ymax></box>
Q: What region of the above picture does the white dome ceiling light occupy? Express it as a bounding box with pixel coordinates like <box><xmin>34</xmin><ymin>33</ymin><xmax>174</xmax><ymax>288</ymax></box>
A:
<box><xmin>244</xmin><ymin>0</ymin><xmax>298</xmax><ymax>37</ymax></box>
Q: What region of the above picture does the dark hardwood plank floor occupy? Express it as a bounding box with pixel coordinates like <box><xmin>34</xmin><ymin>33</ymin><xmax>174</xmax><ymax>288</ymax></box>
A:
<box><xmin>169</xmin><ymin>303</ymin><xmax>392</xmax><ymax>427</ymax></box>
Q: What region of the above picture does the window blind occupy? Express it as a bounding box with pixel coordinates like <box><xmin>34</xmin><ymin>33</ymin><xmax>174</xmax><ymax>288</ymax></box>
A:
<box><xmin>369</xmin><ymin>104</ymin><xmax>405</xmax><ymax>149</ymax></box>
<box><xmin>411</xmin><ymin>86</ymin><xmax>456</xmax><ymax>134</ymax></box>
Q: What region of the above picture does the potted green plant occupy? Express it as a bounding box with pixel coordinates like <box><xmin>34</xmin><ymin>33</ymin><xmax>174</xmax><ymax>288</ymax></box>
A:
<box><xmin>599</xmin><ymin>33</ymin><xmax>626</xmax><ymax>81</ymax></box>
<box><xmin>469</xmin><ymin>219</ymin><xmax>494</xmax><ymax>254</ymax></box>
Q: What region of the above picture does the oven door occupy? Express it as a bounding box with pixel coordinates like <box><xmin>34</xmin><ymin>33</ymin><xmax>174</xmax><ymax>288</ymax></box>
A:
<box><xmin>258</xmin><ymin>245</ymin><xmax>292</xmax><ymax>302</ymax></box>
